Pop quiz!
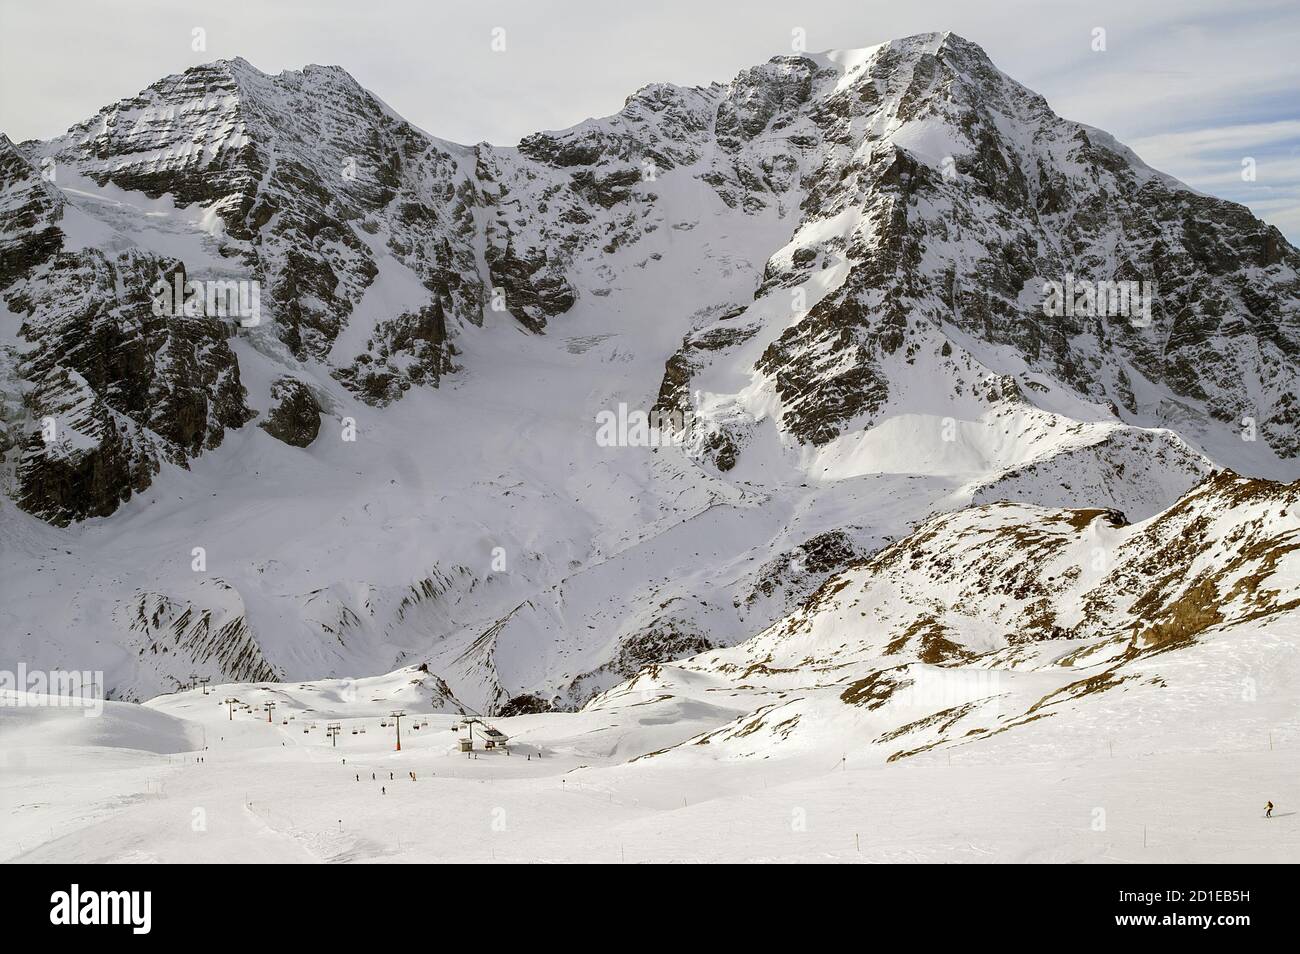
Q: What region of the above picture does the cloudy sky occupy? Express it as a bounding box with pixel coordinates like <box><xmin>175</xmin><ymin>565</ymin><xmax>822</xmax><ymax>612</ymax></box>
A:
<box><xmin>2</xmin><ymin>0</ymin><xmax>1297</xmax><ymax>239</ymax></box>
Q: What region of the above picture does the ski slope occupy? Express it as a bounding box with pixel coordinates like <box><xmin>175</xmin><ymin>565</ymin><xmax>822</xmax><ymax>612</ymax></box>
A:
<box><xmin>3</xmin><ymin>598</ymin><xmax>1297</xmax><ymax>865</ymax></box>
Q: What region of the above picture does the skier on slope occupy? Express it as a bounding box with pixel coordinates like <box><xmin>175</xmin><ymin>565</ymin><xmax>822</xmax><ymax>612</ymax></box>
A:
<box><xmin>1266</xmin><ymin>800</ymin><xmax>1274</xmax><ymax>817</ymax></box>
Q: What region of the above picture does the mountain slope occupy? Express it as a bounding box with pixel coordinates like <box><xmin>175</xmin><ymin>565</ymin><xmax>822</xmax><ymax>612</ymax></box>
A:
<box><xmin>591</xmin><ymin>470</ymin><xmax>1300</xmax><ymax>763</ymax></box>
<box><xmin>1</xmin><ymin>33</ymin><xmax>1296</xmax><ymax>707</ymax></box>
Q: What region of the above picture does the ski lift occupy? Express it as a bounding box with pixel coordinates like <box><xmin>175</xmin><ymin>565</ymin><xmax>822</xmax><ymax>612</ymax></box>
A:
<box><xmin>380</xmin><ymin>720</ymin><xmax>388</xmax><ymax>727</ymax></box>
<box><xmin>351</xmin><ymin>728</ymin><xmax>358</xmax><ymax>735</ymax></box>
<box><xmin>302</xmin><ymin>728</ymin><xmax>309</xmax><ymax>734</ymax></box>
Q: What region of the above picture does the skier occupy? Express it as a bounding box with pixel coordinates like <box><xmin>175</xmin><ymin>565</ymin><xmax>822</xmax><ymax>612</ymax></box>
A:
<box><xmin>389</xmin><ymin>772</ymin><xmax>394</xmax><ymax>780</ymax></box>
<box><xmin>1266</xmin><ymin>800</ymin><xmax>1274</xmax><ymax>817</ymax></box>
<box><xmin>371</xmin><ymin>772</ymin><xmax>376</xmax><ymax>781</ymax></box>
<box><xmin>381</xmin><ymin>786</ymin><xmax>386</xmax><ymax>795</ymax></box>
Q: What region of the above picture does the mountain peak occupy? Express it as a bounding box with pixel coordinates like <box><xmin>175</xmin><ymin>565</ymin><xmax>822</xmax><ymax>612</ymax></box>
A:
<box><xmin>808</xmin><ymin>30</ymin><xmax>988</xmax><ymax>71</ymax></box>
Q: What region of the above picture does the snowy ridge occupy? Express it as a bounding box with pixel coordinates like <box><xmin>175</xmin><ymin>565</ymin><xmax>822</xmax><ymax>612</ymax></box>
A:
<box><xmin>593</xmin><ymin>470</ymin><xmax>1299</xmax><ymax>765</ymax></box>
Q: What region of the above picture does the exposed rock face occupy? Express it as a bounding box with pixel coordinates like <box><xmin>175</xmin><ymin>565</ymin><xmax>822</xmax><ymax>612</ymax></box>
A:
<box><xmin>497</xmin><ymin>693</ymin><xmax>555</xmax><ymax>717</ymax></box>
<box><xmin>259</xmin><ymin>377</ymin><xmax>321</xmax><ymax>447</ymax></box>
<box><xmin>8</xmin><ymin>252</ymin><xmax>252</xmax><ymax>521</ymax></box>
<box><xmin>481</xmin><ymin>240</ymin><xmax>576</xmax><ymax>333</ymax></box>
<box><xmin>1</xmin><ymin>140</ymin><xmax>253</xmax><ymax>523</ymax></box>
<box><xmin>745</xmin><ymin>529</ymin><xmax>865</xmax><ymax>608</ymax></box>
<box><xmin>31</xmin><ymin>59</ymin><xmax>486</xmax><ymax>360</ymax></box>
<box><xmin>120</xmin><ymin>583</ymin><xmax>281</xmax><ymax>695</ymax></box>
<box><xmin>16</xmin><ymin>366</ymin><xmax>148</xmax><ymax>524</ymax></box>
<box><xmin>0</xmin><ymin>135</ymin><xmax>63</xmax><ymax>288</ymax></box>
<box><xmin>738</xmin><ymin>35</ymin><xmax>1300</xmax><ymax>459</ymax></box>
<box><xmin>2</xmin><ymin>59</ymin><xmax>481</xmax><ymax>520</ymax></box>
<box><xmin>564</xmin><ymin>620</ymin><xmax>714</xmax><ymax>707</ymax></box>
<box><xmin>652</xmin><ymin>306</ymin><xmax>759</xmax><ymax>471</ymax></box>
<box><xmin>334</xmin><ymin>300</ymin><xmax>455</xmax><ymax>404</ymax></box>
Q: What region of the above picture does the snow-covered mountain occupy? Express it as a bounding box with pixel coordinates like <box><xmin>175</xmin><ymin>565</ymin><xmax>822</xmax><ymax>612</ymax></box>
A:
<box><xmin>596</xmin><ymin>469</ymin><xmax>1299</xmax><ymax>765</ymax></box>
<box><xmin>2</xmin><ymin>32</ymin><xmax>1297</xmax><ymax>713</ymax></box>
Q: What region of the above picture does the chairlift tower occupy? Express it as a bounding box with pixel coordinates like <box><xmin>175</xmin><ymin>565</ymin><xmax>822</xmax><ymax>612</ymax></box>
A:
<box><xmin>389</xmin><ymin>710</ymin><xmax>406</xmax><ymax>751</ymax></box>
